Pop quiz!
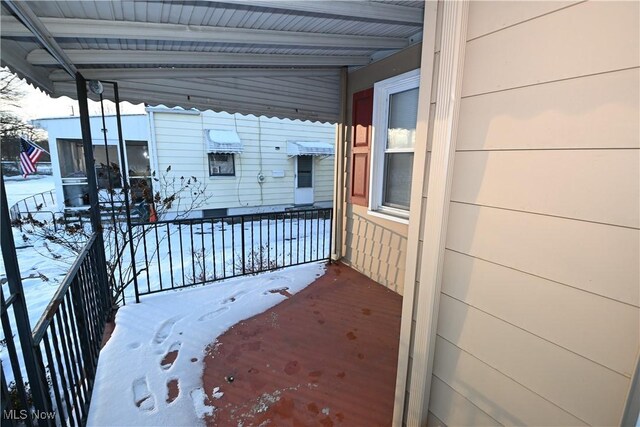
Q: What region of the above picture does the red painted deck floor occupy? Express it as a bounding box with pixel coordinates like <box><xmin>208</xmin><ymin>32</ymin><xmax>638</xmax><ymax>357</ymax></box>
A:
<box><xmin>202</xmin><ymin>262</ymin><xmax>403</xmax><ymax>427</ymax></box>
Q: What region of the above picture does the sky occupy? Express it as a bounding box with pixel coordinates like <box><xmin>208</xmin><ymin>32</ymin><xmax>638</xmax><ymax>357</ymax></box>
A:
<box><xmin>15</xmin><ymin>75</ymin><xmax>146</xmax><ymax>121</ymax></box>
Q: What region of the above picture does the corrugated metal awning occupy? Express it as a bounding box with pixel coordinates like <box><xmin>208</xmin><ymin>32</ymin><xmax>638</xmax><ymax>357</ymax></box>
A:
<box><xmin>0</xmin><ymin>1</ymin><xmax>424</xmax><ymax>124</ymax></box>
<box><xmin>205</xmin><ymin>129</ymin><xmax>243</xmax><ymax>154</ymax></box>
<box><xmin>287</xmin><ymin>141</ymin><xmax>335</xmax><ymax>157</ymax></box>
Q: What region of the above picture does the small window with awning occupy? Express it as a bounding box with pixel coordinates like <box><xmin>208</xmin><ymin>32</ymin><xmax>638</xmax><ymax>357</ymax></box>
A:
<box><xmin>286</xmin><ymin>141</ymin><xmax>334</xmax><ymax>157</ymax></box>
<box><xmin>205</xmin><ymin>129</ymin><xmax>244</xmax><ymax>154</ymax></box>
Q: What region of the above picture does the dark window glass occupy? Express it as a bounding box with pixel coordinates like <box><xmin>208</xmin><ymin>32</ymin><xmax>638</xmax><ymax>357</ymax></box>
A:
<box><xmin>208</xmin><ymin>153</ymin><xmax>235</xmax><ymax>176</ymax></box>
<box><xmin>126</xmin><ymin>140</ymin><xmax>151</xmax><ymax>177</ymax></box>
<box><xmin>297</xmin><ymin>156</ymin><xmax>313</xmax><ymax>188</ymax></box>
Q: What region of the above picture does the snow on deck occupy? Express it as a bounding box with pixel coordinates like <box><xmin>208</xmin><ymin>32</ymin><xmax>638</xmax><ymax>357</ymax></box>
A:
<box><xmin>87</xmin><ymin>263</ymin><xmax>325</xmax><ymax>426</ymax></box>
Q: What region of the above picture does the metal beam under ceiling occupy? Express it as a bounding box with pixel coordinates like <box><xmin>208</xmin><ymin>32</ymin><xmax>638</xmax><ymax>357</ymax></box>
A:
<box><xmin>27</xmin><ymin>49</ymin><xmax>371</xmax><ymax>67</ymax></box>
<box><xmin>2</xmin><ymin>0</ymin><xmax>76</xmax><ymax>77</ymax></box>
<box><xmin>1</xmin><ymin>16</ymin><xmax>409</xmax><ymax>50</ymax></box>
<box><xmin>48</xmin><ymin>68</ymin><xmax>340</xmax><ymax>82</ymax></box>
<box><xmin>208</xmin><ymin>0</ymin><xmax>423</xmax><ymax>24</ymax></box>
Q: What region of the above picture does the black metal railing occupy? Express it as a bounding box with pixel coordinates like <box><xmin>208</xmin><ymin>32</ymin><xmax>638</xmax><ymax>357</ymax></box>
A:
<box><xmin>132</xmin><ymin>207</ymin><xmax>333</xmax><ymax>298</ymax></box>
<box><xmin>1</xmin><ymin>233</ymin><xmax>110</xmax><ymax>426</ymax></box>
<box><xmin>9</xmin><ymin>189</ymin><xmax>56</xmax><ymax>221</ymax></box>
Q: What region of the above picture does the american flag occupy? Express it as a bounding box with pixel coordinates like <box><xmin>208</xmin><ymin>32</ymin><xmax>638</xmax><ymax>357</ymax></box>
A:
<box><xmin>20</xmin><ymin>137</ymin><xmax>44</xmax><ymax>178</ymax></box>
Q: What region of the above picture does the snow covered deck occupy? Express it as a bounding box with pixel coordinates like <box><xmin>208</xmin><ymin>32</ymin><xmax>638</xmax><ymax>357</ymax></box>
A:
<box><xmin>88</xmin><ymin>262</ymin><xmax>402</xmax><ymax>426</ymax></box>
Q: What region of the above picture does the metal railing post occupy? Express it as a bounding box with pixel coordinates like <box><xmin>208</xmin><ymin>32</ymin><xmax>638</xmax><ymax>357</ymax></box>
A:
<box><xmin>76</xmin><ymin>74</ymin><xmax>112</xmax><ymax>308</ymax></box>
<box><xmin>0</xmin><ymin>173</ymin><xmax>52</xmax><ymax>425</ymax></box>
<box><xmin>328</xmin><ymin>208</ymin><xmax>333</xmax><ymax>264</ymax></box>
<box><xmin>112</xmin><ymin>82</ymin><xmax>140</xmax><ymax>303</ymax></box>
<box><xmin>241</xmin><ymin>215</ymin><xmax>246</xmax><ymax>275</ymax></box>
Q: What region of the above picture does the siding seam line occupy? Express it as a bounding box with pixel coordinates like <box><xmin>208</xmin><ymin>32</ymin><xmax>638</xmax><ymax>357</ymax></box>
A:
<box><xmin>465</xmin><ymin>0</ymin><xmax>587</xmax><ymax>43</ymax></box>
<box><xmin>441</xmin><ymin>291</ymin><xmax>634</xmax><ymax>379</ymax></box>
<box><xmin>444</xmin><ymin>247</ymin><xmax>640</xmax><ymax>309</ymax></box>
<box><xmin>435</xmin><ymin>334</ymin><xmax>592</xmax><ymax>426</ymax></box>
<box><xmin>449</xmin><ymin>200</ymin><xmax>640</xmax><ymax>231</ymax></box>
<box><xmin>461</xmin><ymin>66</ymin><xmax>640</xmax><ymax>100</ymax></box>
<box><xmin>430</xmin><ymin>373</ymin><xmax>504</xmax><ymax>426</ymax></box>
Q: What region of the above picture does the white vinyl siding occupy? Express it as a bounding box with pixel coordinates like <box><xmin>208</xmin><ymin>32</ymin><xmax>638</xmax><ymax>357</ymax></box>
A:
<box><xmin>313</xmin><ymin>155</ymin><xmax>335</xmax><ymax>202</ymax></box>
<box><xmin>427</xmin><ymin>1</ymin><xmax>640</xmax><ymax>426</ymax></box>
<box><xmin>152</xmin><ymin>110</ymin><xmax>335</xmax><ymax>212</ymax></box>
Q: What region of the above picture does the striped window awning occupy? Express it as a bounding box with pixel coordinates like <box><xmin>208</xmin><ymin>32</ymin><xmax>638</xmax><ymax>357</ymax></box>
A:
<box><xmin>287</xmin><ymin>141</ymin><xmax>334</xmax><ymax>156</ymax></box>
<box><xmin>205</xmin><ymin>129</ymin><xmax>243</xmax><ymax>154</ymax></box>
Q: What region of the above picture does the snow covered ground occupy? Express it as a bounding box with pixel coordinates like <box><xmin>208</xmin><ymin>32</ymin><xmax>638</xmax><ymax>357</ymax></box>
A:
<box><xmin>128</xmin><ymin>216</ymin><xmax>331</xmax><ymax>298</ymax></box>
<box><xmin>2</xmin><ymin>175</ymin><xmax>66</xmax><ymax>323</ymax></box>
<box><xmin>88</xmin><ymin>262</ymin><xmax>325</xmax><ymax>426</ymax></box>
<box><xmin>4</xmin><ymin>174</ymin><xmax>56</xmax><ymax>209</ymax></box>
<box><xmin>1</xmin><ymin>175</ymin><xmax>71</xmax><ymax>384</ymax></box>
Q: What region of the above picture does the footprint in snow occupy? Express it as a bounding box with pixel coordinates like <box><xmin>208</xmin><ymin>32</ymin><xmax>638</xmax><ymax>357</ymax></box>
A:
<box><xmin>153</xmin><ymin>317</ymin><xmax>180</xmax><ymax>345</ymax></box>
<box><xmin>160</xmin><ymin>341</ymin><xmax>182</xmax><ymax>370</ymax></box>
<box><xmin>198</xmin><ymin>306</ymin><xmax>229</xmax><ymax>321</ymax></box>
<box><xmin>222</xmin><ymin>290</ymin><xmax>248</xmax><ymax>304</ymax></box>
<box><xmin>132</xmin><ymin>377</ymin><xmax>155</xmax><ymax>411</ymax></box>
<box><xmin>166</xmin><ymin>378</ymin><xmax>180</xmax><ymax>404</ymax></box>
<box><xmin>263</xmin><ymin>275</ymin><xmax>293</xmax><ymax>286</ymax></box>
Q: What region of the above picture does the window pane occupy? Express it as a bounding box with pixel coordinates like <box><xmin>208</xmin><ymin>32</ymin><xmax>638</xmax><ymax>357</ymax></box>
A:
<box><xmin>387</xmin><ymin>87</ymin><xmax>419</xmax><ymax>150</ymax></box>
<box><xmin>130</xmin><ymin>177</ymin><xmax>153</xmax><ymax>203</ymax></box>
<box><xmin>209</xmin><ymin>154</ymin><xmax>235</xmax><ymax>176</ymax></box>
<box><xmin>297</xmin><ymin>156</ymin><xmax>313</xmax><ymax>188</ymax></box>
<box><xmin>383</xmin><ymin>152</ymin><xmax>414</xmax><ymax>209</ymax></box>
<box><xmin>57</xmin><ymin>139</ymin><xmax>85</xmax><ymax>178</ymax></box>
<box><xmin>126</xmin><ymin>141</ymin><xmax>151</xmax><ymax>177</ymax></box>
<box><xmin>93</xmin><ymin>144</ymin><xmax>122</xmax><ymax>189</ymax></box>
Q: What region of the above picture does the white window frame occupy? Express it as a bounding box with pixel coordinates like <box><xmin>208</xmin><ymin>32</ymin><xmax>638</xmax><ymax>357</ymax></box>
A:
<box><xmin>369</xmin><ymin>68</ymin><xmax>421</xmax><ymax>222</ymax></box>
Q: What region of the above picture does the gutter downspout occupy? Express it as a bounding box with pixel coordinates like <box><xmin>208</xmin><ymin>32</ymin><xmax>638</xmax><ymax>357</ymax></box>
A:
<box><xmin>331</xmin><ymin>67</ymin><xmax>348</xmax><ymax>261</ymax></box>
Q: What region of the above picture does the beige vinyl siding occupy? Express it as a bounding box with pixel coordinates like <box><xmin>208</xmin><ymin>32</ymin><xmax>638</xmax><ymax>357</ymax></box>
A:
<box><xmin>342</xmin><ymin>44</ymin><xmax>423</xmax><ymax>295</ymax></box>
<box><xmin>153</xmin><ymin>110</ymin><xmax>335</xmax><ymax>211</ymax></box>
<box><xmin>344</xmin><ymin>207</ymin><xmax>408</xmax><ymax>293</ymax></box>
<box><xmin>428</xmin><ymin>1</ymin><xmax>640</xmax><ymax>426</ymax></box>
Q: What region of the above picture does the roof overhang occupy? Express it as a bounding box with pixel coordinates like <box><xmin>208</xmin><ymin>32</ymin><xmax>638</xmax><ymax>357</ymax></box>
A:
<box><xmin>0</xmin><ymin>0</ymin><xmax>424</xmax><ymax>124</ymax></box>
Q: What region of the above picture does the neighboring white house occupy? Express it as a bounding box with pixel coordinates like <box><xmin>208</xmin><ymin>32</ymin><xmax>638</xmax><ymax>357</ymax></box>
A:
<box><xmin>148</xmin><ymin>107</ymin><xmax>335</xmax><ymax>216</ymax></box>
<box><xmin>33</xmin><ymin>108</ymin><xmax>336</xmax><ymax>217</ymax></box>
<box><xmin>32</xmin><ymin>114</ymin><xmax>150</xmax><ymax>212</ymax></box>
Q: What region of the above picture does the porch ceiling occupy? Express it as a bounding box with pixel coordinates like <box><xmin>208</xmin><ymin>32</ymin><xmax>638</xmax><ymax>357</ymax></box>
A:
<box><xmin>0</xmin><ymin>0</ymin><xmax>425</xmax><ymax>123</ymax></box>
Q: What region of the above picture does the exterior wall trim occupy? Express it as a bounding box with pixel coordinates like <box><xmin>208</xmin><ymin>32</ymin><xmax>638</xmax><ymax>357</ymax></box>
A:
<box><xmin>403</xmin><ymin>1</ymin><xmax>469</xmax><ymax>424</ymax></box>
<box><xmin>392</xmin><ymin>2</ymin><xmax>439</xmax><ymax>424</ymax></box>
<box><xmin>332</xmin><ymin>67</ymin><xmax>348</xmax><ymax>260</ymax></box>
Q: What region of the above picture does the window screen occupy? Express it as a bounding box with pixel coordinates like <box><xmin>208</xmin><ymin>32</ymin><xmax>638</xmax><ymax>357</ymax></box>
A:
<box><xmin>208</xmin><ymin>153</ymin><xmax>235</xmax><ymax>176</ymax></box>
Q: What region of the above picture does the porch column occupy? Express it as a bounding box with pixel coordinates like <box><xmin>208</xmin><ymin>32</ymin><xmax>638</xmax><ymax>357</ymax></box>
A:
<box><xmin>75</xmin><ymin>74</ymin><xmax>111</xmax><ymax>301</ymax></box>
<box><xmin>75</xmin><ymin>74</ymin><xmax>101</xmax><ymax>233</ymax></box>
<box><xmin>391</xmin><ymin>0</ymin><xmax>471</xmax><ymax>425</ymax></box>
<box><xmin>331</xmin><ymin>67</ymin><xmax>348</xmax><ymax>260</ymax></box>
